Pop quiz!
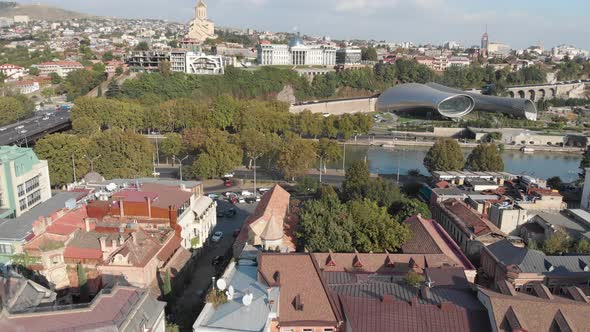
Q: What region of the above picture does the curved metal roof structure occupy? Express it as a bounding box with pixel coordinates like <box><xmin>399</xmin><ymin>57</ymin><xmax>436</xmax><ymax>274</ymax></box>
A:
<box><xmin>377</xmin><ymin>83</ymin><xmax>538</xmax><ymax>121</ymax></box>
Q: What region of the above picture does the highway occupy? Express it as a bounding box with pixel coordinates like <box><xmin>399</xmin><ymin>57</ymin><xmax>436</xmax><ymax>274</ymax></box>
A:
<box><xmin>0</xmin><ymin>109</ymin><xmax>71</xmax><ymax>146</ymax></box>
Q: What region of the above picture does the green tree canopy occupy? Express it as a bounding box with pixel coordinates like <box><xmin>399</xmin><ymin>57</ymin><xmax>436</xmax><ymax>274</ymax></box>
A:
<box><xmin>546</xmin><ymin>176</ymin><xmax>563</xmax><ymax>191</ymax></box>
<box><xmin>424</xmin><ymin>138</ymin><xmax>465</xmax><ymax>173</ymax></box>
<box><xmin>159</xmin><ymin>133</ymin><xmax>183</xmax><ymax>159</ymax></box>
<box><xmin>35</xmin><ymin>134</ymin><xmax>90</xmax><ymax>186</ymax></box>
<box><xmin>276</xmin><ymin>133</ymin><xmax>316</xmax><ymax>180</ymax></box>
<box><xmin>465</xmin><ymin>143</ymin><xmax>504</xmax><ymax>172</ymax></box>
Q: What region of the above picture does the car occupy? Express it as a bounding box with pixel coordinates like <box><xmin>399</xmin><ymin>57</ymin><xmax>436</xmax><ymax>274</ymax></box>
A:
<box><xmin>224</xmin><ymin>180</ymin><xmax>234</xmax><ymax>187</ymax></box>
<box><xmin>0</xmin><ymin>127</ymin><xmax>6</xmax><ymax>131</ymax></box>
<box><xmin>15</xmin><ymin>125</ymin><xmax>24</xmax><ymax>130</ymax></box>
<box><xmin>233</xmin><ymin>228</ymin><xmax>241</xmax><ymax>237</ymax></box>
<box><xmin>241</xmin><ymin>190</ymin><xmax>253</xmax><ymax>197</ymax></box>
<box><xmin>20</xmin><ymin>130</ymin><xmax>27</xmax><ymax>134</ymax></box>
<box><xmin>245</xmin><ymin>197</ymin><xmax>256</xmax><ymax>204</ymax></box>
<box><xmin>258</xmin><ymin>187</ymin><xmax>271</xmax><ymax>193</ymax></box>
<box><xmin>224</xmin><ymin>191</ymin><xmax>236</xmax><ymax>197</ymax></box>
<box><xmin>229</xmin><ymin>196</ymin><xmax>238</xmax><ymax>205</ymax></box>
<box><xmin>212</xmin><ymin>255</ymin><xmax>223</xmax><ymax>265</ymax></box>
<box><xmin>207</xmin><ymin>193</ymin><xmax>220</xmax><ymax>200</ymax></box>
<box><xmin>224</xmin><ymin>208</ymin><xmax>237</xmax><ymax>217</ymax></box>
<box><xmin>211</xmin><ymin>231</ymin><xmax>223</xmax><ymax>242</ymax></box>
<box><xmin>238</xmin><ymin>197</ymin><xmax>245</xmax><ymax>204</ymax></box>
<box><xmin>223</xmin><ymin>172</ymin><xmax>235</xmax><ymax>178</ymax></box>
<box><xmin>41</xmin><ymin>116</ymin><xmax>49</xmax><ymax>121</ymax></box>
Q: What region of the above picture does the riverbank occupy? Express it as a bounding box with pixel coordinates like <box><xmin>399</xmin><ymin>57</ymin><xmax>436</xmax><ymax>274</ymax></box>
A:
<box><xmin>348</xmin><ymin>138</ymin><xmax>585</xmax><ymax>154</ymax></box>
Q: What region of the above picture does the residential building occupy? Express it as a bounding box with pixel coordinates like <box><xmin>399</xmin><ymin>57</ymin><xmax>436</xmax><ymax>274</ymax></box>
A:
<box><xmin>478</xmin><ymin>281</ymin><xmax>590</xmax><ymax>332</ymax></box>
<box><xmin>336</xmin><ymin>47</ymin><xmax>362</xmax><ymax>65</ymax></box>
<box><xmin>448</xmin><ymin>56</ymin><xmax>471</xmax><ymax>67</ymax></box>
<box><xmin>104</xmin><ymin>60</ymin><xmax>126</xmax><ymax>75</ymax></box>
<box><xmin>0</xmin><ymin>64</ymin><xmax>25</xmax><ymax>80</ymax></box>
<box><xmin>414</xmin><ymin>56</ymin><xmax>435</xmax><ymax>70</ymax></box>
<box><xmin>0</xmin><ymin>284</ymin><xmax>166</xmax><ymax>332</ymax></box>
<box><xmin>431</xmin><ymin>171</ymin><xmax>515</xmax><ymax>186</ymax></box>
<box><xmin>85</xmin><ymin>178</ymin><xmax>216</xmax><ymax>251</ymax></box>
<box><xmin>10</xmin><ymin>80</ymin><xmax>40</xmax><ymax>94</ymax></box>
<box><xmin>431</xmin><ymin>199</ymin><xmax>506</xmax><ymax>265</ymax></box>
<box><xmin>480</xmin><ymin>239</ymin><xmax>590</xmax><ymax>292</ymax></box>
<box><xmin>0</xmin><ymin>192</ymin><xmax>81</xmax><ymax>266</ymax></box>
<box><xmin>552</xmin><ymin>44</ymin><xmax>589</xmax><ymax>60</ymax></box>
<box><xmin>0</xmin><ymin>146</ymin><xmax>51</xmax><ymax>219</ymax></box>
<box><xmin>213</xmin><ymin>42</ymin><xmax>256</xmax><ymax>58</ymax></box>
<box><xmin>13</xmin><ymin>15</ymin><xmax>29</xmax><ymax>24</ymax></box>
<box><xmin>516</xmin><ymin>188</ymin><xmax>566</xmax><ymax>211</ymax></box>
<box><xmin>257</xmin><ymin>36</ymin><xmax>337</xmax><ymax>66</ymax></box>
<box><xmin>581</xmin><ymin>167</ymin><xmax>590</xmax><ymax>211</ymax></box>
<box><xmin>32</xmin><ymin>61</ymin><xmax>84</xmax><ymax>77</ymax></box>
<box><xmin>488</xmin><ymin>202</ymin><xmax>528</xmax><ymax>235</ymax></box>
<box><xmin>170</xmin><ymin>49</ymin><xmax>225</xmax><ymax>75</ymax></box>
<box><xmin>125</xmin><ymin>50</ymin><xmax>169</xmax><ymax>73</ymax></box>
<box><xmin>233</xmin><ymin>185</ymin><xmax>296</xmax><ymax>256</ymax></box>
<box><xmin>186</xmin><ymin>0</ymin><xmax>215</xmax><ymax>43</ymax></box>
<box><xmin>488</xmin><ymin>42</ymin><xmax>511</xmax><ymax>57</ymax></box>
<box><xmin>0</xmin><ymin>274</ymin><xmax>57</xmax><ymax>312</ymax></box>
<box><xmin>520</xmin><ymin>209</ymin><xmax>590</xmax><ymax>243</ymax></box>
<box><xmin>402</xmin><ymin>214</ymin><xmax>477</xmax><ymax>281</ymax></box>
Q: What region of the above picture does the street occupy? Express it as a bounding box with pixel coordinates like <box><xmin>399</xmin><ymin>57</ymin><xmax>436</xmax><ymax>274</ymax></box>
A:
<box><xmin>171</xmin><ymin>198</ymin><xmax>258</xmax><ymax>331</ymax></box>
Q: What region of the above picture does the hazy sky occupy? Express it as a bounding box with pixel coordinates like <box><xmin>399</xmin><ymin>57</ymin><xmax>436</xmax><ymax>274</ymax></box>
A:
<box><xmin>32</xmin><ymin>0</ymin><xmax>590</xmax><ymax>49</ymax></box>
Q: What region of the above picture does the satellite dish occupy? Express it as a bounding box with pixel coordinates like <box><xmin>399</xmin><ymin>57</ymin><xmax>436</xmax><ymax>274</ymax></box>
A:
<box><xmin>242</xmin><ymin>293</ymin><xmax>252</xmax><ymax>306</ymax></box>
<box><xmin>216</xmin><ymin>278</ymin><xmax>227</xmax><ymax>290</ymax></box>
<box><xmin>227</xmin><ymin>285</ymin><xmax>235</xmax><ymax>300</ymax></box>
<box><xmin>106</xmin><ymin>183</ymin><xmax>117</xmax><ymax>191</ymax></box>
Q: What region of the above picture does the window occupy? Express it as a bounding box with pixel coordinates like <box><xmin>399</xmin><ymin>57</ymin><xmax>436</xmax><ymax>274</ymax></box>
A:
<box><xmin>27</xmin><ymin>190</ymin><xmax>41</xmax><ymax>208</ymax></box>
<box><xmin>0</xmin><ymin>244</ymin><xmax>12</xmax><ymax>254</ymax></box>
<box><xmin>19</xmin><ymin>198</ymin><xmax>27</xmax><ymax>211</ymax></box>
<box><xmin>25</xmin><ymin>175</ymin><xmax>40</xmax><ymax>193</ymax></box>
<box><xmin>323</xmin><ymin>329</ymin><xmax>334</xmax><ymax>332</ymax></box>
<box><xmin>303</xmin><ymin>329</ymin><xmax>313</xmax><ymax>332</ymax></box>
<box><xmin>17</xmin><ymin>184</ymin><xmax>25</xmax><ymax>197</ymax></box>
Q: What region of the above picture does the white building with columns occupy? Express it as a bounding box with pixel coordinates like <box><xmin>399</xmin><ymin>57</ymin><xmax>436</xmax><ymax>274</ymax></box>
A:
<box><xmin>257</xmin><ymin>35</ymin><xmax>337</xmax><ymax>66</ymax></box>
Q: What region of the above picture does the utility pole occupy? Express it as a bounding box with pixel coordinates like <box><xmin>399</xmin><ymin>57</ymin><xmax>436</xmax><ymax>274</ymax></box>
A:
<box><xmin>173</xmin><ymin>155</ymin><xmax>189</xmax><ymax>184</ymax></box>
<box><xmin>253</xmin><ymin>158</ymin><xmax>257</xmax><ymax>196</ymax></box>
<box><xmin>342</xmin><ymin>142</ymin><xmax>346</xmax><ymax>173</ymax></box>
<box><xmin>155</xmin><ymin>136</ymin><xmax>160</xmax><ymax>165</ymax></box>
<box><xmin>71</xmin><ymin>154</ymin><xmax>77</xmax><ymax>183</ymax></box>
<box><xmin>319</xmin><ymin>156</ymin><xmax>323</xmax><ymax>183</ymax></box>
<box><xmin>85</xmin><ymin>155</ymin><xmax>102</xmax><ymax>173</ymax></box>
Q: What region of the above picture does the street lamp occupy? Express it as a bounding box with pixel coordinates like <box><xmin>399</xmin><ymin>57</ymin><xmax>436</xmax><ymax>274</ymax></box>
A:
<box><xmin>173</xmin><ymin>155</ymin><xmax>189</xmax><ymax>183</ymax></box>
<box><xmin>84</xmin><ymin>154</ymin><xmax>101</xmax><ymax>173</ymax></box>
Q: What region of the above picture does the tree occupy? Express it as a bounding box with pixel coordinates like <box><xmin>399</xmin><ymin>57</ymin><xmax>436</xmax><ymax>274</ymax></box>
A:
<box><xmin>465</xmin><ymin>143</ymin><xmax>504</xmax><ymax>172</ymax></box>
<box><xmin>135</xmin><ymin>41</ymin><xmax>150</xmax><ymax>51</ymax></box>
<box><xmin>102</xmin><ymin>51</ymin><xmax>114</xmax><ymax>62</ymax></box>
<box><xmin>347</xmin><ymin>199</ymin><xmax>412</xmax><ymax>252</ymax></box>
<box><xmin>295</xmin><ymin>176</ymin><xmax>320</xmax><ymax>195</ymax></box>
<box><xmin>35</xmin><ymin>134</ymin><xmax>90</xmax><ymax>186</ymax></box>
<box><xmin>41</xmin><ymin>87</ymin><xmax>55</xmax><ymax>101</ymax></box>
<box><xmin>211</xmin><ymin>95</ymin><xmax>238</xmax><ymax>130</ymax></box>
<box><xmin>277</xmin><ymin>133</ymin><xmax>316</xmax><ymax>181</ymax></box>
<box><xmin>341</xmin><ymin>160</ymin><xmax>371</xmax><ymax>201</ymax></box>
<box><xmin>574</xmin><ymin>239</ymin><xmax>590</xmax><ymax>254</ymax></box>
<box><xmin>0</xmin><ymin>96</ymin><xmax>32</xmax><ymax>126</ymax></box>
<box><xmin>404</xmin><ymin>271</ymin><xmax>423</xmax><ymax>287</ymax></box>
<box><xmin>543</xmin><ymin>231</ymin><xmax>570</xmax><ymax>255</ymax></box>
<box><xmin>424</xmin><ymin>138</ymin><xmax>464</xmax><ymax>173</ymax></box>
<box><xmin>316</xmin><ymin>138</ymin><xmax>341</xmax><ymax>182</ymax></box>
<box><xmin>546</xmin><ymin>176</ymin><xmax>563</xmax><ymax>191</ymax></box>
<box><xmin>580</xmin><ymin>148</ymin><xmax>590</xmax><ymax>179</ymax></box>
<box><xmin>190</xmin><ymin>153</ymin><xmax>218</xmax><ymax>179</ymax></box>
<box><xmin>28</xmin><ymin>66</ymin><xmax>40</xmax><ymax>76</ymax></box>
<box><xmin>159</xmin><ymin>133</ymin><xmax>182</xmax><ymax>159</ymax></box>
<box><xmin>72</xmin><ymin>116</ymin><xmax>100</xmax><ymax>137</ymax></box>
<box><xmin>158</xmin><ymin>60</ymin><xmax>172</xmax><ymax>77</ymax></box>
<box><xmin>77</xmin><ymin>263</ymin><xmax>89</xmax><ymax>302</ymax></box>
<box><xmin>162</xmin><ymin>270</ymin><xmax>172</xmax><ymax>298</ymax></box>
<box><xmin>105</xmin><ymin>81</ymin><xmax>122</xmax><ymax>99</ymax></box>
<box><xmin>361</xmin><ymin>47</ymin><xmax>378</xmax><ymax>61</ymax></box>
<box><xmin>390</xmin><ymin>198</ymin><xmax>432</xmax><ymax>222</ymax></box>
<box><xmin>115</xmin><ymin>66</ymin><xmax>124</xmax><ymax>76</ymax></box>
<box><xmin>49</xmin><ymin>72</ymin><xmax>62</xmax><ymax>84</ymax></box>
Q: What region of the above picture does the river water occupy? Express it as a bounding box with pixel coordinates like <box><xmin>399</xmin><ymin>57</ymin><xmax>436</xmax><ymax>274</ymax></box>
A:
<box><xmin>326</xmin><ymin>145</ymin><xmax>583</xmax><ymax>182</ymax></box>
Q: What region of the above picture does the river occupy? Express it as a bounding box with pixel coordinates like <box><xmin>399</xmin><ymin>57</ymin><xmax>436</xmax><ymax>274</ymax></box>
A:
<box><xmin>326</xmin><ymin>145</ymin><xmax>583</xmax><ymax>182</ymax></box>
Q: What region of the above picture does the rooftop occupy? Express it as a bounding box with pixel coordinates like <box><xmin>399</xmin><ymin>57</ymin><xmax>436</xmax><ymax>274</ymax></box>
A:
<box><xmin>440</xmin><ymin>199</ymin><xmax>505</xmax><ymax>238</ymax></box>
<box><xmin>0</xmin><ymin>192</ymin><xmax>80</xmax><ymax>242</ymax></box>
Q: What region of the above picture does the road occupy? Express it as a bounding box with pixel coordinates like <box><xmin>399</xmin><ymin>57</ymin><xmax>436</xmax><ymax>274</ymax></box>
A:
<box><xmin>170</xmin><ymin>196</ymin><xmax>257</xmax><ymax>331</ymax></box>
<box><xmin>0</xmin><ymin>109</ymin><xmax>71</xmax><ymax>146</ymax></box>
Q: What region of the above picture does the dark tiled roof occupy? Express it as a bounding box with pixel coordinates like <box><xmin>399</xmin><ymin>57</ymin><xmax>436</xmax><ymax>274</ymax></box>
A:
<box><xmin>339</xmin><ymin>294</ymin><xmax>491</xmax><ymax>332</ymax></box>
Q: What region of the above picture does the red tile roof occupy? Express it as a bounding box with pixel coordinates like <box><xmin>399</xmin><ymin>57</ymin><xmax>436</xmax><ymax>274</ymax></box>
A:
<box><xmin>0</xmin><ymin>64</ymin><xmax>23</xmax><ymax>69</ymax></box>
<box><xmin>63</xmin><ymin>246</ymin><xmax>103</xmax><ymax>260</ymax></box>
<box><xmin>402</xmin><ymin>215</ymin><xmax>475</xmax><ymax>270</ymax></box>
<box><xmin>258</xmin><ymin>253</ymin><xmax>341</xmax><ymax>327</ymax></box>
<box><xmin>46</xmin><ymin>206</ymin><xmax>91</xmax><ymax>236</ymax></box>
<box><xmin>339</xmin><ymin>294</ymin><xmax>490</xmax><ymax>332</ymax></box>
<box><xmin>440</xmin><ymin>199</ymin><xmax>505</xmax><ymax>237</ymax></box>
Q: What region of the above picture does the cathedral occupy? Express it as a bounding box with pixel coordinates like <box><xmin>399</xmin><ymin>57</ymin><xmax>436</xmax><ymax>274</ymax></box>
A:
<box><xmin>187</xmin><ymin>0</ymin><xmax>215</xmax><ymax>43</ymax></box>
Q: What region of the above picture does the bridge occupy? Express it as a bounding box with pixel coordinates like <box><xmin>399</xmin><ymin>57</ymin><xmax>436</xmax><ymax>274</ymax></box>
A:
<box><xmin>0</xmin><ymin>110</ymin><xmax>71</xmax><ymax>146</ymax></box>
<box><xmin>505</xmin><ymin>80</ymin><xmax>589</xmax><ymax>102</ymax></box>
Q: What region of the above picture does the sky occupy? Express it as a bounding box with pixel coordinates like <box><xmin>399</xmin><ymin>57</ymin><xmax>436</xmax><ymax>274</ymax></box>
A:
<box><xmin>31</xmin><ymin>0</ymin><xmax>590</xmax><ymax>49</ymax></box>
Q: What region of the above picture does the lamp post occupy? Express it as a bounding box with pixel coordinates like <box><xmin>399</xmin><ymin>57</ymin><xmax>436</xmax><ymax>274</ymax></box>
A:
<box><xmin>173</xmin><ymin>155</ymin><xmax>189</xmax><ymax>183</ymax></box>
<box><xmin>84</xmin><ymin>154</ymin><xmax>101</xmax><ymax>173</ymax></box>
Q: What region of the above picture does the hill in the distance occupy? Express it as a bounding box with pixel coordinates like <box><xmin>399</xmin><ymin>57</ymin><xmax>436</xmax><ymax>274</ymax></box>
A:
<box><xmin>0</xmin><ymin>1</ymin><xmax>92</xmax><ymax>20</ymax></box>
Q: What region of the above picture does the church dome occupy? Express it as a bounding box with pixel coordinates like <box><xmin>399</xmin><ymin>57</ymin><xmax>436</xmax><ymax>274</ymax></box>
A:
<box><xmin>289</xmin><ymin>35</ymin><xmax>305</xmax><ymax>48</ymax></box>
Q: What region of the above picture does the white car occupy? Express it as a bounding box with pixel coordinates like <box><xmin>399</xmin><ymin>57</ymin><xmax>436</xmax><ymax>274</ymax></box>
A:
<box><xmin>258</xmin><ymin>187</ymin><xmax>271</xmax><ymax>193</ymax></box>
<box><xmin>0</xmin><ymin>127</ymin><xmax>6</xmax><ymax>131</ymax></box>
<box><xmin>15</xmin><ymin>125</ymin><xmax>24</xmax><ymax>130</ymax></box>
<box><xmin>207</xmin><ymin>193</ymin><xmax>220</xmax><ymax>200</ymax></box>
<box><xmin>238</xmin><ymin>197</ymin><xmax>246</xmax><ymax>204</ymax></box>
<box><xmin>20</xmin><ymin>130</ymin><xmax>27</xmax><ymax>134</ymax></box>
<box><xmin>211</xmin><ymin>231</ymin><xmax>223</xmax><ymax>242</ymax></box>
<box><xmin>241</xmin><ymin>190</ymin><xmax>253</xmax><ymax>197</ymax></box>
<box><xmin>223</xmin><ymin>172</ymin><xmax>235</xmax><ymax>178</ymax></box>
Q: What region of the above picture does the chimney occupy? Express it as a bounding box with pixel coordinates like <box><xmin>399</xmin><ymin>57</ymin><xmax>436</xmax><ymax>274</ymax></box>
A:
<box><xmin>99</xmin><ymin>236</ymin><xmax>107</xmax><ymax>251</ymax></box>
<box><xmin>119</xmin><ymin>199</ymin><xmax>125</xmax><ymax>217</ymax></box>
<box><xmin>420</xmin><ymin>285</ymin><xmax>431</xmax><ymax>301</ymax></box>
<box><xmin>273</xmin><ymin>271</ymin><xmax>280</xmax><ymax>285</ymax></box>
<box><xmin>84</xmin><ymin>218</ymin><xmax>91</xmax><ymax>232</ymax></box>
<box><xmin>145</xmin><ymin>197</ymin><xmax>152</xmax><ymax>218</ymax></box>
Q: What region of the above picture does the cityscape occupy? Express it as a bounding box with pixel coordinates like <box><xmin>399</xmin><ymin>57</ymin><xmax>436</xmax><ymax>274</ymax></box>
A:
<box><xmin>1</xmin><ymin>0</ymin><xmax>590</xmax><ymax>331</ymax></box>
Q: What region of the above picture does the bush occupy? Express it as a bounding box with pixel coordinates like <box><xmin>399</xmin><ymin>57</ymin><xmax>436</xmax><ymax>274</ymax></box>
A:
<box><xmin>404</xmin><ymin>271</ymin><xmax>423</xmax><ymax>287</ymax></box>
<box><xmin>206</xmin><ymin>288</ymin><xmax>228</xmax><ymax>307</ymax></box>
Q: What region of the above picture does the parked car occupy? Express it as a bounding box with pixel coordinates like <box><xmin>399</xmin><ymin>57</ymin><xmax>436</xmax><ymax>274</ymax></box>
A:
<box><xmin>223</xmin><ymin>172</ymin><xmax>235</xmax><ymax>178</ymax></box>
<box><xmin>208</xmin><ymin>193</ymin><xmax>220</xmax><ymax>200</ymax></box>
<box><xmin>211</xmin><ymin>231</ymin><xmax>223</xmax><ymax>242</ymax></box>
<box><xmin>245</xmin><ymin>197</ymin><xmax>256</xmax><ymax>204</ymax></box>
<box><xmin>15</xmin><ymin>125</ymin><xmax>24</xmax><ymax>130</ymax></box>
<box><xmin>0</xmin><ymin>127</ymin><xmax>6</xmax><ymax>131</ymax></box>
<box><xmin>212</xmin><ymin>255</ymin><xmax>223</xmax><ymax>265</ymax></box>
<box><xmin>241</xmin><ymin>190</ymin><xmax>253</xmax><ymax>197</ymax></box>
<box><xmin>229</xmin><ymin>196</ymin><xmax>238</xmax><ymax>205</ymax></box>
<box><xmin>238</xmin><ymin>197</ymin><xmax>246</xmax><ymax>204</ymax></box>
<box><xmin>258</xmin><ymin>187</ymin><xmax>271</xmax><ymax>193</ymax></box>
<box><xmin>224</xmin><ymin>208</ymin><xmax>237</xmax><ymax>217</ymax></box>
<box><xmin>224</xmin><ymin>180</ymin><xmax>234</xmax><ymax>187</ymax></box>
